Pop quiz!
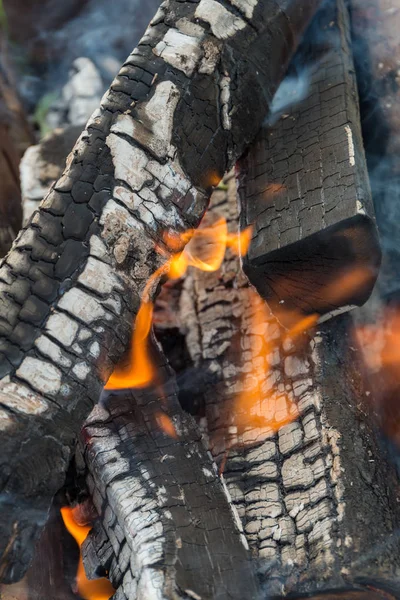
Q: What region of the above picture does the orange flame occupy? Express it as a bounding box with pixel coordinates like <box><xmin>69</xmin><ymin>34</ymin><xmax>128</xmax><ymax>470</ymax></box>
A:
<box><xmin>322</xmin><ymin>266</ymin><xmax>373</xmax><ymax>306</ymax></box>
<box><xmin>232</xmin><ymin>290</ymin><xmax>301</xmax><ymax>442</ymax></box>
<box><xmin>105</xmin><ymin>301</ymin><xmax>155</xmax><ymax>390</ymax></box>
<box><xmin>156</xmin><ymin>412</ymin><xmax>178</xmax><ymax>438</ymax></box>
<box><xmin>285</xmin><ymin>313</ymin><xmax>319</xmax><ymax>341</ymax></box>
<box><xmin>60</xmin><ymin>507</ymin><xmax>114</xmax><ymax>600</ymax></box>
<box><xmin>106</xmin><ymin>217</ymin><xmax>252</xmax><ymax>391</ymax></box>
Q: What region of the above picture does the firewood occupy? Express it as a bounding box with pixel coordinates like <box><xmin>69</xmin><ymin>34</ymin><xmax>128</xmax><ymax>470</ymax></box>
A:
<box><xmin>350</xmin><ymin>0</ymin><xmax>400</xmax><ymax>299</ymax></box>
<box><xmin>0</xmin><ymin>0</ymin><xmax>321</xmax><ymax>584</ymax></box>
<box><xmin>238</xmin><ymin>0</ymin><xmax>381</xmax><ymax>327</ymax></box>
<box><xmin>178</xmin><ymin>0</ymin><xmax>400</xmax><ymax>595</ymax></box>
<box><xmin>77</xmin><ymin>337</ymin><xmax>260</xmax><ymax>600</ymax></box>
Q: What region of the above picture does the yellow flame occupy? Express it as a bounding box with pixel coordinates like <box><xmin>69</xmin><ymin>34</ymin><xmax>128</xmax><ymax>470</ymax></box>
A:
<box><xmin>105</xmin><ymin>301</ymin><xmax>155</xmax><ymax>390</ymax></box>
<box><xmin>105</xmin><ymin>217</ymin><xmax>252</xmax><ymax>391</ymax></box>
<box><xmin>60</xmin><ymin>507</ymin><xmax>114</xmax><ymax>600</ymax></box>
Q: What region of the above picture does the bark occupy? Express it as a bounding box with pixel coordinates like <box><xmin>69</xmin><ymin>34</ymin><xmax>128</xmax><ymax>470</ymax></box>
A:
<box><xmin>76</xmin><ymin>338</ymin><xmax>259</xmax><ymax>600</ymax></box>
<box><xmin>0</xmin><ymin>0</ymin><xmax>322</xmax><ymax>584</ymax></box>
<box><xmin>178</xmin><ymin>0</ymin><xmax>400</xmax><ymax>595</ymax></box>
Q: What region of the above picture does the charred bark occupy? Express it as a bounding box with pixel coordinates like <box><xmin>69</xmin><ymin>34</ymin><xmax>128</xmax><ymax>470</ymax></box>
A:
<box><xmin>176</xmin><ymin>0</ymin><xmax>400</xmax><ymax>596</ymax></box>
<box><xmin>238</xmin><ymin>0</ymin><xmax>381</xmax><ymax>326</ymax></box>
<box><xmin>0</xmin><ymin>0</ymin><xmax>321</xmax><ymax>584</ymax></box>
<box><xmin>76</xmin><ymin>338</ymin><xmax>259</xmax><ymax>600</ymax></box>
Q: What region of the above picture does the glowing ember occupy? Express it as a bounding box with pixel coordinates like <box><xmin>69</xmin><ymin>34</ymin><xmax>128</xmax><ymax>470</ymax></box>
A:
<box><xmin>60</xmin><ymin>507</ymin><xmax>114</xmax><ymax>600</ymax></box>
<box><xmin>106</xmin><ymin>217</ymin><xmax>252</xmax><ymax>393</ymax></box>
<box><xmin>323</xmin><ymin>266</ymin><xmax>374</xmax><ymax>306</ymax></box>
<box><xmin>105</xmin><ymin>300</ymin><xmax>155</xmax><ymax>390</ymax></box>
<box><xmin>156</xmin><ymin>412</ymin><xmax>178</xmax><ymax>438</ymax></box>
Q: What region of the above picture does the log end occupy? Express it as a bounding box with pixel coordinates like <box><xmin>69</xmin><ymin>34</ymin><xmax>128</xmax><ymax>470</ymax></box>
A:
<box><xmin>244</xmin><ymin>214</ymin><xmax>382</xmax><ymax>328</ymax></box>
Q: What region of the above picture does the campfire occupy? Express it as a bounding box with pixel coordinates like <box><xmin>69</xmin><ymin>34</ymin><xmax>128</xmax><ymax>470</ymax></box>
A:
<box><xmin>1</xmin><ymin>0</ymin><xmax>400</xmax><ymax>599</ymax></box>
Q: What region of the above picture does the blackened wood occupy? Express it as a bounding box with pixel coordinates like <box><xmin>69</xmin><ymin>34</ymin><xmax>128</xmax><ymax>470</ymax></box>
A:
<box><xmin>180</xmin><ymin>172</ymin><xmax>400</xmax><ymax>597</ymax></box>
<box><xmin>0</xmin><ymin>0</ymin><xmax>322</xmax><ymax>583</ymax></box>
<box><xmin>0</xmin><ymin>504</ymin><xmax>77</xmax><ymax>599</ymax></box>
<box><xmin>177</xmin><ymin>1</ymin><xmax>400</xmax><ymax>594</ymax></box>
<box><xmin>237</xmin><ymin>0</ymin><xmax>381</xmax><ymax>326</ymax></box>
<box><xmin>78</xmin><ymin>337</ymin><xmax>259</xmax><ymax>600</ymax></box>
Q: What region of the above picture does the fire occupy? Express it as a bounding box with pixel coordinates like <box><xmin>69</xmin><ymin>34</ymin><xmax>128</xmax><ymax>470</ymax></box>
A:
<box><xmin>168</xmin><ymin>218</ymin><xmax>252</xmax><ymax>277</ymax></box>
<box><xmin>156</xmin><ymin>412</ymin><xmax>178</xmax><ymax>439</ymax></box>
<box><xmin>322</xmin><ymin>266</ymin><xmax>374</xmax><ymax>306</ymax></box>
<box><xmin>106</xmin><ymin>217</ymin><xmax>252</xmax><ymax>393</ymax></box>
<box><xmin>285</xmin><ymin>313</ymin><xmax>318</xmax><ymax>341</ymax></box>
<box><xmin>230</xmin><ymin>266</ymin><xmax>375</xmax><ymax>447</ymax></box>
<box><xmin>105</xmin><ymin>301</ymin><xmax>155</xmax><ymax>390</ymax></box>
<box><xmin>232</xmin><ymin>289</ymin><xmax>301</xmax><ymax>441</ymax></box>
<box><xmin>60</xmin><ymin>507</ymin><xmax>114</xmax><ymax>600</ymax></box>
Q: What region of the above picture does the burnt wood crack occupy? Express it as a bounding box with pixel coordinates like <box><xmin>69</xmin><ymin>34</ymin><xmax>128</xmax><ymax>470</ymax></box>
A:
<box><xmin>0</xmin><ymin>0</ymin><xmax>322</xmax><ymax>585</ymax></box>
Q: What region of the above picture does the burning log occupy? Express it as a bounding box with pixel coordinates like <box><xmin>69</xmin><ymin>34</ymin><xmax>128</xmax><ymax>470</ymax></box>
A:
<box><xmin>237</xmin><ymin>0</ymin><xmax>381</xmax><ymax>327</ymax></box>
<box><xmin>0</xmin><ymin>0</ymin><xmax>322</xmax><ymax>585</ymax></box>
<box><xmin>75</xmin><ymin>340</ymin><xmax>259</xmax><ymax>600</ymax></box>
<box><xmin>350</xmin><ymin>0</ymin><xmax>400</xmax><ymax>299</ymax></box>
<box><xmin>176</xmin><ymin>0</ymin><xmax>400</xmax><ymax>595</ymax></box>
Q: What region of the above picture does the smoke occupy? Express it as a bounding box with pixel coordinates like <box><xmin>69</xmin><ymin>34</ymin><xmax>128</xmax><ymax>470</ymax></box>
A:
<box><xmin>349</xmin><ymin>2</ymin><xmax>400</xmax><ymax>300</ymax></box>
<box><xmin>268</xmin><ymin>68</ymin><xmax>313</xmax><ymax>126</ymax></box>
<box><xmin>49</xmin><ymin>0</ymin><xmax>161</xmax><ymax>78</ymax></box>
<box><xmin>267</xmin><ymin>0</ymin><xmax>342</xmax><ymax>126</ymax></box>
<box><xmin>15</xmin><ymin>0</ymin><xmax>161</xmax><ymax>109</ymax></box>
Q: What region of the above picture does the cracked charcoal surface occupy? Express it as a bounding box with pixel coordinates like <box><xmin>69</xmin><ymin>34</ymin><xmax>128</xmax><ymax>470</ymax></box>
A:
<box><xmin>0</xmin><ymin>0</ymin><xmax>322</xmax><ymax>585</ymax></box>
<box><xmin>177</xmin><ymin>1</ymin><xmax>400</xmax><ymax>594</ymax></box>
<box><xmin>237</xmin><ymin>0</ymin><xmax>381</xmax><ymax>324</ymax></box>
<box><xmin>78</xmin><ymin>344</ymin><xmax>258</xmax><ymax>600</ymax></box>
<box><xmin>180</xmin><ymin>176</ymin><xmax>341</xmax><ymax>593</ymax></box>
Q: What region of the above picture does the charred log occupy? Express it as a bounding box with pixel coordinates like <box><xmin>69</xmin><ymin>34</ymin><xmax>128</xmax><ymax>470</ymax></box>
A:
<box><xmin>238</xmin><ymin>0</ymin><xmax>381</xmax><ymax>327</ymax></box>
<box><xmin>0</xmin><ymin>0</ymin><xmax>322</xmax><ymax>584</ymax></box>
<box><xmin>76</xmin><ymin>337</ymin><xmax>259</xmax><ymax>600</ymax></box>
<box><xmin>243</xmin><ymin>215</ymin><xmax>380</xmax><ymax>327</ymax></box>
